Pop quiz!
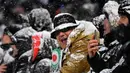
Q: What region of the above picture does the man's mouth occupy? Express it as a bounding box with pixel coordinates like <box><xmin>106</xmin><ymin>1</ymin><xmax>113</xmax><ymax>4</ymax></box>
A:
<box><xmin>61</xmin><ymin>38</ymin><xmax>67</xmax><ymax>44</ymax></box>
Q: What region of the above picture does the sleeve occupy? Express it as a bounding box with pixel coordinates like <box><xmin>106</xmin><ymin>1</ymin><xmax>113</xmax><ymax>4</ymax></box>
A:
<box><xmin>87</xmin><ymin>52</ymin><xmax>107</xmax><ymax>73</ymax></box>
<box><xmin>112</xmin><ymin>42</ymin><xmax>130</xmax><ymax>73</ymax></box>
<box><xmin>112</xmin><ymin>57</ymin><xmax>130</xmax><ymax>73</ymax></box>
<box><xmin>61</xmin><ymin>38</ymin><xmax>90</xmax><ymax>73</ymax></box>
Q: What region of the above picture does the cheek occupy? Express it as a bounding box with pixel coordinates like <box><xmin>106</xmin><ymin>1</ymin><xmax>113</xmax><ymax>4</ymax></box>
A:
<box><xmin>56</xmin><ymin>36</ymin><xmax>62</xmax><ymax>45</ymax></box>
<box><xmin>65</xmin><ymin>30</ymin><xmax>73</xmax><ymax>36</ymax></box>
<box><xmin>106</xmin><ymin>24</ymin><xmax>110</xmax><ymax>30</ymax></box>
<box><xmin>2</xmin><ymin>35</ymin><xmax>12</xmax><ymax>44</ymax></box>
<box><xmin>125</xmin><ymin>19</ymin><xmax>129</xmax><ymax>26</ymax></box>
<box><xmin>118</xmin><ymin>17</ymin><xmax>129</xmax><ymax>25</ymax></box>
<box><xmin>56</xmin><ymin>37</ymin><xmax>64</xmax><ymax>49</ymax></box>
<box><xmin>56</xmin><ymin>37</ymin><xmax>60</xmax><ymax>43</ymax></box>
<box><xmin>121</xmin><ymin>19</ymin><xmax>128</xmax><ymax>25</ymax></box>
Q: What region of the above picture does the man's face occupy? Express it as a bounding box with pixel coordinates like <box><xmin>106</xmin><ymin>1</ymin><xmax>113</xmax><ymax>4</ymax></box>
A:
<box><xmin>103</xmin><ymin>18</ymin><xmax>111</xmax><ymax>35</ymax></box>
<box><xmin>117</xmin><ymin>15</ymin><xmax>129</xmax><ymax>26</ymax></box>
<box><xmin>2</xmin><ymin>34</ymin><xmax>18</xmax><ymax>57</ymax></box>
<box><xmin>115</xmin><ymin>15</ymin><xmax>130</xmax><ymax>44</ymax></box>
<box><xmin>33</xmin><ymin>16</ymin><xmax>45</xmax><ymax>31</ymax></box>
<box><xmin>56</xmin><ymin>28</ymin><xmax>73</xmax><ymax>49</ymax></box>
<box><xmin>2</xmin><ymin>34</ymin><xmax>12</xmax><ymax>44</ymax></box>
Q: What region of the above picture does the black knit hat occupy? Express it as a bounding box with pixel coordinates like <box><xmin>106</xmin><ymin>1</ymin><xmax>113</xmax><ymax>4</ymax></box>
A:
<box><xmin>118</xmin><ymin>1</ymin><xmax>130</xmax><ymax>23</ymax></box>
<box><xmin>51</xmin><ymin>13</ymin><xmax>78</xmax><ymax>39</ymax></box>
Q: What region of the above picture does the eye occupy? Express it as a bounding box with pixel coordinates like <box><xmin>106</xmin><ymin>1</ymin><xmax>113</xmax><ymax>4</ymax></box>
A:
<box><xmin>54</xmin><ymin>30</ymin><xmax>60</xmax><ymax>37</ymax></box>
<box><xmin>121</xmin><ymin>16</ymin><xmax>126</xmax><ymax>20</ymax></box>
<box><xmin>61</xmin><ymin>28</ymin><xmax>70</xmax><ymax>32</ymax></box>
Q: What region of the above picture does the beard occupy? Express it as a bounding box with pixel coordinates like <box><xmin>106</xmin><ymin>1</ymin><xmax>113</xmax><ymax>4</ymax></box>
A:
<box><xmin>115</xmin><ymin>24</ymin><xmax>130</xmax><ymax>44</ymax></box>
<box><xmin>104</xmin><ymin>30</ymin><xmax>116</xmax><ymax>47</ymax></box>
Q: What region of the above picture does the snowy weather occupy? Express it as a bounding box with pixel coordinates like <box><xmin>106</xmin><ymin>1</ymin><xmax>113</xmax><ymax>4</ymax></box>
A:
<box><xmin>0</xmin><ymin>0</ymin><xmax>130</xmax><ymax>73</ymax></box>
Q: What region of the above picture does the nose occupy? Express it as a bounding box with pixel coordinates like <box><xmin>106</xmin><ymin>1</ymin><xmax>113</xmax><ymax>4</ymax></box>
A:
<box><xmin>58</xmin><ymin>32</ymin><xmax>66</xmax><ymax>37</ymax></box>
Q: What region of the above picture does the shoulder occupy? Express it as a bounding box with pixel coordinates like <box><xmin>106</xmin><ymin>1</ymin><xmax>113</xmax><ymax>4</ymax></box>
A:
<box><xmin>14</xmin><ymin>27</ymin><xmax>37</xmax><ymax>38</ymax></box>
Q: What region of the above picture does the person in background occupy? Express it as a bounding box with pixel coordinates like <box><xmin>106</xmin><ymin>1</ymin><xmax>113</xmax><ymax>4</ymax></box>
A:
<box><xmin>0</xmin><ymin>24</ymin><xmax>18</xmax><ymax>73</ymax></box>
<box><xmin>14</xmin><ymin>8</ymin><xmax>58</xmax><ymax>73</ymax></box>
<box><xmin>102</xmin><ymin>1</ymin><xmax>120</xmax><ymax>47</ymax></box>
<box><xmin>92</xmin><ymin>0</ymin><xmax>120</xmax><ymax>47</ymax></box>
<box><xmin>87</xmin><ymin>1</ymin><xmax>130</xmax><ymax>73</ymax></box>
<box><xmin>51</xmin><ymin>13</ymin><xmax>99</xmax><ymax>73</ymax></box>
<box><xmin>0</xmin><ymin>24</ymin><xmax>7</xmax><ymax>73</ymax></box>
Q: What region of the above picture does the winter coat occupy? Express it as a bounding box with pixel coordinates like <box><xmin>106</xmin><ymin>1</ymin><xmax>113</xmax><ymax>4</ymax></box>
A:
<box><xmin>11</xmin><ymin>27</ymin><xmax>58</xmax><ymax>73</ymax></box>
<box><xmin>16</xmin><ymin>31</ymin><xmax>58</xmax><ymax>73</ymax></box>
<box><xmin>88</xmin><ymin>39</ymin><xmax>130</xmax><ymax>73</ymax></box>
<box><xmin>54</xmin><ymin>21</ymin><xmax>100</xmax><ymax>73</ymax></box>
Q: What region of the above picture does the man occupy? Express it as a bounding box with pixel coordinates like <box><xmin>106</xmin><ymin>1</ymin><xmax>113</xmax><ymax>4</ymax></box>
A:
<box><xmin>14</xmin><ymin>8</ymin><xmax>58</xmax><ymax>73</ymax></box>
<box><xmin>87</xmin><ymin>1</ymin><xmax>130</xmax><ymax>73</ymax></box>
<box><xmin>51</xmin><ymin>13</ymin><xmax>99</xmax><ymax>73</ymax></box>
<box><xmin>0</xmin><ymin>24</ymin><xmax>18</xmax><ymax>73</ymax></box>
<box><xmin>102</xmin><ymin>1</ymin><xmax>120</xmax><ymax>48</ymax></box>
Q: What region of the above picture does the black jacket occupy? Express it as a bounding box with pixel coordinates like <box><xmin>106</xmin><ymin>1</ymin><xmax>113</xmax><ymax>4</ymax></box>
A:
<box><xmin>88</xmin><ymin>41</ymin><xmax>130</xmax><ymax>73</ymax></box>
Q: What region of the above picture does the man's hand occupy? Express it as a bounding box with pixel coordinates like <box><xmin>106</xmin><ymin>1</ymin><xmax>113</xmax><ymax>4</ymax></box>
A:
<box><xmin>0</xmin><ymin>64</ymin><xmax>7</xmax><ymax>73</ymax></box>
<box><xmin>87</xmin><ymin>39</ymin><xmax>99</xmax><ymax>58</ymax></box>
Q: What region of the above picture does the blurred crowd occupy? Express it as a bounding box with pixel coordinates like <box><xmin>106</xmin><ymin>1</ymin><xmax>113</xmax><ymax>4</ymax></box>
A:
<box><xmin>0</xmin><ymin>0</ymin><xmax>130</xmax><ymax>73</ymax></box>
<box><xmin>0</xmin><ymin>0</ymin><xmax>123</xmax><ymax>23</ymax></box>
